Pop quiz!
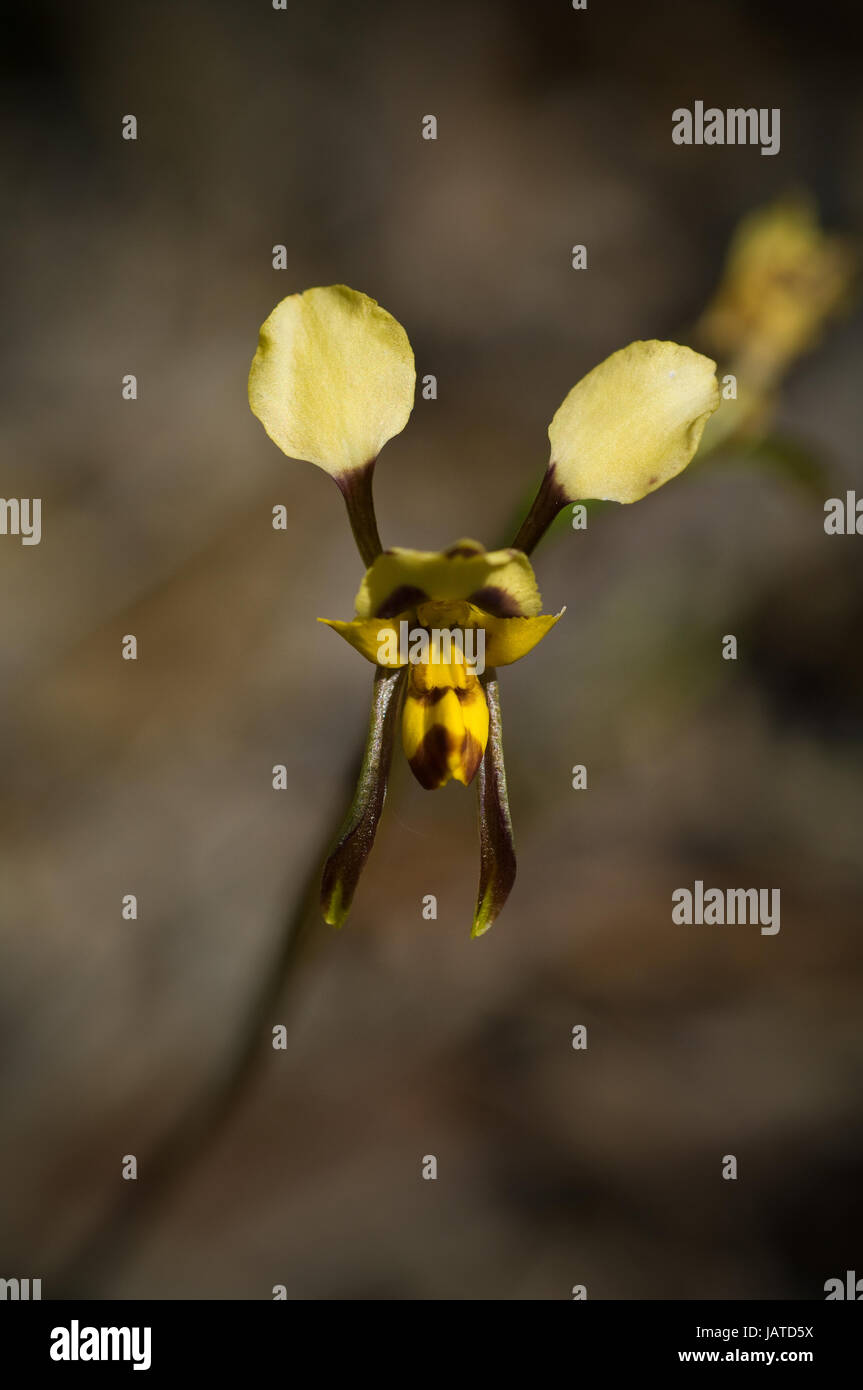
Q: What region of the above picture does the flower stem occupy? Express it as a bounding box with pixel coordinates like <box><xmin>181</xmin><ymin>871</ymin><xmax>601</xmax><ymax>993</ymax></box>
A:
<box><xmin>50</xmin><ymin>730</ymin><xmax>370</xmax><ymax>1296</ymax></box>
<box><xmin>337</xmin><ymin>461</ymin><xmax>383</xmax><ymax>566</ymax></box>
<box><xmin>511</xmin><ymin>464</ymin><xmax>569</xmax><ymax>555</ymax></box>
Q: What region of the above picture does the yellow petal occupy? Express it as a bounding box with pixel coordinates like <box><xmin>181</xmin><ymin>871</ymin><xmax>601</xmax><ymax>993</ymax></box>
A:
<box><xmin>481</xmin><ymin>610</ymin><xmax>564</xmax><ymax>666</ymax></box>
<box><xmin>248</xmin><ymin>285</ymin><xmax>415</xmax><ymax>477</ymax></box>
<box><xmin>356</xmin><ymin>540</ymin><xmax>544</xmax><ymax>619</ymax></box>
<box><xmin>548</xmin><ymin>341</ymin><xmax>720</xmax><ymax>504</ymax></box>
<box><xmin>402</xmin><ymin>662</ymin><xmax>489</xmax><ymax>789</ymax></box>
<box><xmin>318</xmin><ymin>616</ymin><xmax>407</xmax><ymax>667</ymax></box>
<box><xmin>413</xmin><ymin>601</ymin><xmax>563</xmax><ymax>667</ymax></box>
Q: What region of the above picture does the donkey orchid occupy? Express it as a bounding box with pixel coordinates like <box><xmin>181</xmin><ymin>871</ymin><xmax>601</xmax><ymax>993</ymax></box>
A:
<box><xmin>249</xmin><ymin>286</ymin><xmax>719</xmax><ymax>936</ymax></box>
<box><xmin>695</xmin><ymin>195</ymin><xmax>856</xmax><ymax>452</ymax></box>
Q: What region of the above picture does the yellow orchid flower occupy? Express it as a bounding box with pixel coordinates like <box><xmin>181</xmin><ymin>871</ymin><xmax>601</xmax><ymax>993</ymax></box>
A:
<box><xmin>320</xmin><ymin>541</ymin><xmax>564</xmax><ymax>790</ymax></box>
<box><xmin>317</xmin><ymin>540</ymin><xmax>562</xmax><ymax>937</ymax></box>
<box><xmin>248</xmin><ymin>285</ymin><xmax>720</xmax><ymax>936</ymax></box>
<box><xmin>697</xmin><ymin>195</ymin><xmax>854</xmax><ymax>390</ymax></box>
<box><xmin>694</xmin><ymin>195</ymin><xmax>856</xmax><ymax>452</ymax></box>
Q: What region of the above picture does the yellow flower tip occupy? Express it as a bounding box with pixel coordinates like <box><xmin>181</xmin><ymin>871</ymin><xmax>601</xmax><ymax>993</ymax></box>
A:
<box><xmin>248</xmin><ymin>285</ymin><xmax>416</xmax><ymax>478</ymax></box>
<box><xmin>482</xmin><ymin>607</ymin><xmax>564</xmax><ymax>667</ymax></box>
<box><xmin>471</xmin><ymin>890</ymin><xmax>496</xmax><ymax>938</ymax></box>
<box><xmin>318</xmin><ymin>615</ymin><xmax>407</xmax><ymax>667</ymax></box>
<box><xmin>322</xmin><ymin>878</ymin><xmax>349</xmax><ymax>929</ymax></box>
<box><xmin>548</xmin><ymin>340</ymin><xmax>720</xmax><ymax>505</ymax></box>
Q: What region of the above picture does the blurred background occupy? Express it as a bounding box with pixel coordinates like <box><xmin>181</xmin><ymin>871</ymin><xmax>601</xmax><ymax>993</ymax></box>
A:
<box><xmin>1</xmin><ymin>0</ymin><xmax>862</xmax><ymax>1299</ymax></box>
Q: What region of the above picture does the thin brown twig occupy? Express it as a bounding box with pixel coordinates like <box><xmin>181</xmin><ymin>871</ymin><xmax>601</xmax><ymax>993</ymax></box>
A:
<box><xmin>51</xmin><ymin>736</ymin><xmax>367</xmax><ymax>1298</ymax></box>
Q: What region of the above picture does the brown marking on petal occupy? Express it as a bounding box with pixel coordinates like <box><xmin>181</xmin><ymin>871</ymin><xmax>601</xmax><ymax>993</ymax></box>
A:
<box><xmin>408</xmin><ymin>724</ymin><xmax>453</xmax><ymax>789</ymax></box>
<box><xmin>414</xmin><ymin>685</ymin><xmax>449</xmax><ymax>707</ymax></box>
<box><xmin>467</xmin><ymin>585</ymin><xmax>523</xmax><ymax>617</ymax></box>
<box><xmin>414</xmin><ymin>683</ymin><xmax>473</xmax><ymax>706</ymax></box>
<box><xmin>375</xmin><ymin>585</ymin><xmax>428</xmax><ymax>618</ymax></box>
<box><xmin>646</xmin><ymin>474</ymin><xmax>659</xmax><ymax>486</ymax></box>
<box><xmin>444</xmin><ymin>541</ymin><xmax>486</xmax><ymax>559</ymax></box>
<box><xmin>407</xmin><ymin>724</ymin><xmax>484</xmax><ymax>789</ymax></box>
<box><xmin>459</xmin><ymin>731</ymin><xmax>484</xmax><ymax>785</ymax></box>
